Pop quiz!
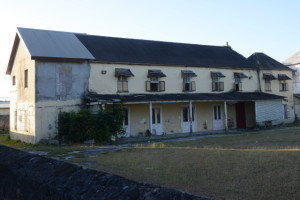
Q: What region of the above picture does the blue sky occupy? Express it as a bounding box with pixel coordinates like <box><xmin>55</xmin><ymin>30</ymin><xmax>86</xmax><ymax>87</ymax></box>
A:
<box><xmin>1</xmin><ymin>0</ymin><xmax>300</xmax><ymax>96</ymax></box>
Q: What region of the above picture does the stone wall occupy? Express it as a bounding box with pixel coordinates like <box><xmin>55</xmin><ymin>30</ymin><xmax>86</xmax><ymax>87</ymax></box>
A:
<box><xmin>0</xmin><ymin>145</ymin><xmax>212</xmax><ymax>200</ymax></box>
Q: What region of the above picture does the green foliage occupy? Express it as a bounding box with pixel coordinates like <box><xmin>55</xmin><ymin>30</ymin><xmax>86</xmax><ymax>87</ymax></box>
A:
<box><xmin>58</xmin><ymin>102</ymin><xmax>125</xmax><ymax>144</ymax></box>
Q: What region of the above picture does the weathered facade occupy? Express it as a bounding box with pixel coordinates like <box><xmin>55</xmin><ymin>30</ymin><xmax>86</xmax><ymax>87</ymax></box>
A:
<box><xmin>6</xmin><ymin>28</ymin><xmax>294</xmax><ymax>143</ymax></box>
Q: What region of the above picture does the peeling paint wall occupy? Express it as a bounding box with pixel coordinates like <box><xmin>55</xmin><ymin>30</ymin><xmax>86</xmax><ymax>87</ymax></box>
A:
<box><xmin>89</xmin><ymin>63</ymin><xmax>259</xmax><ymax>94</ymax></box>
<box><xmin>34</xmin><ymin>61</ymin><xmax>90</xmax><ymax>143</ymax></box>
<box><xmin>9</xmin><ymin>41</ymin><xmax>36</xmax><ymax>143</ymax></box>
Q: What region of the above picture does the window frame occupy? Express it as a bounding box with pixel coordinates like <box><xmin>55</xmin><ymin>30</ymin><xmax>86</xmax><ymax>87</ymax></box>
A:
<box><xmin>212</xmin><ymin>77</ymin><xmax>224</xmax><ymax>92</ymax></box>
<box><xmin>279</xmin><ymin>80</ymin><xmax>288</xmax><ymax>92</ymax></box>
<box><xmin>183</xmin><ymin>76</ymin><xmax>196</xmax><ymax>92</ymax></box>
<box><xmin>146</xmin><ymin>77</ymin><xmax>165</xmax><ymax>92</ymax></box>
<box><xmin>117</xmin><ymin>76</ymin><xmax>129</xmax><ymax>93</ymax></box>
<box><xmin>265</xmin><ymin>79</ymin><xmax>272</xmax><ymax>91</ymax></box>
<box><xmin>24</xmin><ymin>69</ymin><xmax>28</xmax><ymax>88</ymax></box>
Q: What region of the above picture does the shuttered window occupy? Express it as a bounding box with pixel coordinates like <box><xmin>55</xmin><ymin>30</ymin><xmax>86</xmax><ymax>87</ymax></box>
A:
<box><xmin>212</xmin><ymin>78</ymin><xmax>224</xmax><ymax>91</ymax></box>
<box><xmin>117</xmin><ymin>76</ymin><xmax>128</xmax><ymax>92</ymax></box>
<box><xmin>279</xmin><ymin>81</ymin><xmax>288</xmax><ymax>91</ymax></box>
<box><xmin>146</xmin><ymin>79</ymin><xmax>165</xmax><ymax>92</ymax></box>
<box><xmin>265</xmin><ymin>80</ymin><xmax>272</xmax><ymax>91</ymax></box>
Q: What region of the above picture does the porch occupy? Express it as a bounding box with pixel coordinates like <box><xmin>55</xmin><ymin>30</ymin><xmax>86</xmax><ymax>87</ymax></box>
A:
<box><xmin>86</xmin><ymin>92</ymin><xmax>285</xmax><ymax>137</ymax></box>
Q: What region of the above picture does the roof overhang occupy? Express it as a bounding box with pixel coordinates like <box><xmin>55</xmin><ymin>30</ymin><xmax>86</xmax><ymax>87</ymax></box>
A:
<box><xmin>86</xmin><ymin>92</ymin><xmax>285</xmax><ymax>104</ymax></box>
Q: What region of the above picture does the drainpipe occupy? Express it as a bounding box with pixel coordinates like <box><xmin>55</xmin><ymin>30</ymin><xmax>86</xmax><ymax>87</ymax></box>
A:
<box><xmin>256</xmin><ymin>54</ymin><xmax>262</xmax><ymax>92</ymax></box>
<box><xmin>224</xmin><ymin>101</ymin><xmax>228</xmax><ymax>132</ymax></box>
<box><xmin>149</xmin><ymin>102</ymin><xmax>152</xmax><ymax>134</ymax></box>
<box><xmin>189</xmin><ymin>101</ymin><xmax>193</xmax><ymax>135</ymax></box>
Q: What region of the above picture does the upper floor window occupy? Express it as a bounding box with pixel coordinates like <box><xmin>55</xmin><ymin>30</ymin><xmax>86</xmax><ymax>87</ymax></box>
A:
<box><xmin>263</xmin><ymin>73</ymin><xmax>276</xmax><ymax>92</ymax></box>
<box><xmin>278</xmin><ymin>74</ymin><xmax>291</xmax><ymax>92</ymax></box>
<box><xmin>211</xmin><ymin>72</ymin><xmax>225</xmax><ymax>92</ymax></box>
<box><xmin>233</xmin><ymin>73</ymin><xmax>248</xmax><ymax>91</ymax></box>
<box><xmin>182</xmin><ymin>70</ymin><xmax>196</xmax><ymax>92</ymax></box>
<box><xmin>279</xmin><ymin>81</ymin><xmax>288</xmax><ymax>91</ymax></box>
<box><xmin>24</xmin><ymin>70</ymin><xmax>28</xmax><ymax>88</ymax></box>
<box><xmin>12</xmin><ymin>76</ymin><xmax>16</xmax><ymax>86</ymax></box>
<box><xmin>265</xmin><ymin>79</ymin><xmax>272</xmax><ymax>91</ymax></box>
<box><xmin>146</xmin><ymin>70</ymin><xmax>166</xmax><ymax>92</ymax></box>
<box><xmin>115</xmin><ymin>68</ymin><xmax>134</xmax><ymax>93</ymax></box>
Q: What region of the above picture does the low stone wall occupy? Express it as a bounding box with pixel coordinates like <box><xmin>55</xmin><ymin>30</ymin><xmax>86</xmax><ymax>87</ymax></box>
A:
<box><xmin>0</xmin><ymin>145</ymin><xmax>212</xmax><ymax>200</ymax></box>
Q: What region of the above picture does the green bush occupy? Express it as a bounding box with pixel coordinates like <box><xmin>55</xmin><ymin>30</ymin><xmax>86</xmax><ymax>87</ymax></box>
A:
<box><xmin>58</xmin><ymin>102</ymin><xmax>125</xmax><ymax>143</ymax></box>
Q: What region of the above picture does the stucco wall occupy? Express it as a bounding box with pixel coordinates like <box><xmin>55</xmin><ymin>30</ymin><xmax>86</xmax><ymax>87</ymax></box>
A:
<box><xmin>89</xmin><ymin>63</ymin><xmax>259</xmax><ymax>94</ymax></box>
<box><xmin>102</xmin><ymin>101</ymin><xmax>248</xmax><ymax>136</ymax></box>
<box><xmin>9</xmin><ymin>40</ymin><xmax>36</xmax><ymax>143</ymax></box>
<box><xmin>259</xmin><ymin>70</ymin><xmax>294</xmax><ymax>123</ymax></box>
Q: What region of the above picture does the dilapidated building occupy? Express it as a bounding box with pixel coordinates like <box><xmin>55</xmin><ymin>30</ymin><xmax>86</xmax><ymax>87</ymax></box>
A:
<box><xmin>6</xmin><ymin>28</ymin><xmax>294</xmax><ymax>143</ymax></box>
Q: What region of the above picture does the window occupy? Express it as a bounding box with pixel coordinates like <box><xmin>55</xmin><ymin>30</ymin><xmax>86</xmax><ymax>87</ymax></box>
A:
<box><xmin>183</xmin><ymin>76</ymin><xmax>196</xmax><ymax>91</ymax></box>
<box><xmin>117</xmin><ymin>76</ymin><xmax>128</xmax><ymax>92</ymax></box>
<box><xmin>279</xmin><ymin>81</ymin><xmax>288</xmax><ymax>91</ymax></box>
<box><xmin>212</xmin><ymin>78</ymin><xmax>224</xmax><ymax>91</ymax></box>
<box><xmin>182</xmin><ymin>107</ymin><xmax>195</xmax><ymax>122</ymax></box>
<box><xmin>233</xmin><ymin>72</ymin><xmax>247</xmax><ymax>91</ymax></box>
<box><xmin>115</xmin><ymin>68</ymin><xmax>134</xmax><ymax>93</ymax></box>
<box><xmin>182</xmin><ymin>70</ymin><xmax>197</xmax><ymax>92</ymax></box>
<box><xmin>12</xmin><ymin>76</ymin><xmax>16</xmax><ymax>86</ymax></box>
<box><xmin>14</xmin><ymin>111</ymin><xmax>17</xmax><ymax>130</ymax></box>
<box><xmin>265</xmin><ymin>79</ymin><xmax>271</xmax><ymax>91</ymax></box>
<box><xmin>234</xmin><ymin>77</ymin><xmax>242</xmax><ymax>91</ymax></box>
<box><xmin>146</xmin><ymin>77</ymin><xmax>165</xmax><ymax>92</ymax></box>
<box><xmin>24</xmin><ymin>69</ymin><xmax>28</xmax><ymax>88</ymax></box>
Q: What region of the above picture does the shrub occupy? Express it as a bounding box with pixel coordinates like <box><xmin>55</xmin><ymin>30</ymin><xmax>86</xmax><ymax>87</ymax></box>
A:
<box><xmin>58</xmin><ymin>102</ymin><xmax>125</xmax><ymax>144</ymax></box>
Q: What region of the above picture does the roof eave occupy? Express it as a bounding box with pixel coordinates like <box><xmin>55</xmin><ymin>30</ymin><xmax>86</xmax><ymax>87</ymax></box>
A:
<box><xmin>6</xmin><ymin>34</ymin><xmax>20</xmax><ymax>75</ymax></box>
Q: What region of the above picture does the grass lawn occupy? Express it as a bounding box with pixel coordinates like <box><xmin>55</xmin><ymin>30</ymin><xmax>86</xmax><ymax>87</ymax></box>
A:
<box><xmin>2</xmin><ymin>127</ymin><xmax>300</xmax><ymax>199</ymax></box>
<box><xmin>71</xmin><ymin>127</ymin><xmax>300</xmax><ymax>200</ymax></box>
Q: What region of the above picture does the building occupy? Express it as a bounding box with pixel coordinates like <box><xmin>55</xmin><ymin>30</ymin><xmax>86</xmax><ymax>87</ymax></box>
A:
<box><xmin>6</xmin><ymin>28</ymin><xmax>293</xmax><ymax>144</ymax></box>
<box><xmin>0</xmin><ymin>98</ymin><xmax>10</xmax><ymax>130</ymax></box>
<box><xmin>283</xmin><ymin>51</ymin><xmax>300</xmax><ymax>120</ymax></box>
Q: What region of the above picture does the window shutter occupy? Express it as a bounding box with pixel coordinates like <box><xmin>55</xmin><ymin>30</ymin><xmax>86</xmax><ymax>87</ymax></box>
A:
<box><xmin>123</xmin><ymin>81</ymin><xmax>128</xmax><ymax>92</ymax></box>
<box><xmin>212</xmin><ymin>82</ymin><xmax>216</xmax><ymax>91</ymax></box>
<box><xmin>220</xmin><ymin>82</ymin><xmax>224</xmax><ymax>91</ymax></box>
<box><xmin>159</xmin><ymin>81</ymin><xmax>165</xmax><ymax>91</ymax></box>
<box><xmin>286</xmin><ymin>83</ymin><xmax>288</xmax><ymax>91</ymax></box>
<box><xmin>238</xmin><ymin>83</ymin><xmax>242</xmax><ymax>91</ymax></box>
<box><xmin>146</xmin><ymin>81</ymin><xmax>151</xmax><ymax>91</ymax></box>
<box><xmin>191</xmin><ymin>81</ymin><xmax>196</xmax><ymax>91</ymax></box>
<box><xmin>280</xmin><ymin>83</ymin><xmax>283</xmax><ymax>91</ymax></box>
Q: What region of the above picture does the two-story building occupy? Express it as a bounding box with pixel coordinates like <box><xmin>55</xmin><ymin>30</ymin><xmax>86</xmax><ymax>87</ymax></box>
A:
<box><xmin>6</xmin><ymin>28</ymin><xmax>293</xmax><ymax>143</ymax></box>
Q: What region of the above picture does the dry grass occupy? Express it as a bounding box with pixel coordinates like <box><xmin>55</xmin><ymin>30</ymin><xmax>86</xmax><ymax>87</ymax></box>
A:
<box><xmin>71</xmin><ymin>127</ymin><xmax>300</xmax><ymax>200</ymax></box>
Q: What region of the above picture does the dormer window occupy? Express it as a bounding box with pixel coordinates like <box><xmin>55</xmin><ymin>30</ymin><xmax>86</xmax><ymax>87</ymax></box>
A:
<box><xmin>182</xmin><ymin>70</ymin><xmax>196</xmax><ymax>92</ymax></box>
<box><xmin>278</xmin><ymin>74</ymin><xmax>291</xmax><ymax>92</ymax></box>
<box><xmin>146</xmin><ymin>70</ymin><xmax>166</xmax><ymax>92</ymax></box>
<box><xmin>115</xmin><ymin>68</ymin><xmax>134</xmax><ymax>93</ymax></box>
<box><xmin>263</xmin><ymin>73</ymin><xmax>276</xmax><ymax>92</ymax></box>
<box><xmin>211</xmin><ymin>72</ymin><xmax>225</xmax><ymax>92</ymax></box>
<box><xmin>233</xmin><ymin>73</ymin><xmax>248</xmax><ymax>91</ymax></box>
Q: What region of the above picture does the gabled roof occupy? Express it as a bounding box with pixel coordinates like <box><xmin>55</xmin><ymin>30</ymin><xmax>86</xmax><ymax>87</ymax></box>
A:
<box><xmin>17</xmin><ymin>28</ymin><xmax>95</xmax><ymax>60</ymax></box>
<box><xmin>248</xmin><ymin>52</ymin><xmax>292</xmax><ymax>71</ymax></box>
<box><xmin>283</xmin><ymin>50</ymin><xmax>300</xmax><ymax>66</ymax></box>
<box><xmin>6</xmin><ymin>28</ymin><xmax>95</xmax><ymax>74</ymax></box>
<box><xmin>7</xmin><ymin>27</ymin><xmax>255</xmax><ymax>75</ymax></box>
<box><xmin>75</xmin><ymin>34</ymin><xmax>254</xmax><ymax>69</ymax></box>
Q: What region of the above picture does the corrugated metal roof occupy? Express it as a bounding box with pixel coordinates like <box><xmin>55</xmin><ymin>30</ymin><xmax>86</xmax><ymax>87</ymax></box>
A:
<box><xmin>86</xmin><ymin>92</ymin><xmax>284</xmax><ymax>103</ymax></box>
<box><xmin>75</xmin><ymin>34</ymin><xmax>254</xmax><ymax>69</ymax></box>
<box><xmin>17</xmin><ymin>27</ymin><xmax>95</xmax><ymax>60</ymax></box>
<box><xmin>248</xmin><ymin>53</ymin><xmax>292</xmax><ymax>71</ymax></box>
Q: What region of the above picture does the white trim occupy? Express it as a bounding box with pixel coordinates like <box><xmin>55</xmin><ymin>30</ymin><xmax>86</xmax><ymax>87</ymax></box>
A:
<box><xmin>212</xmin><ymin>104</ymin><xmax>223</xmax><ymax>130</ymax></box>
<box><xmin>180</xmin><ymin>104</ymin><xmax>197</xmax><ymax>133</ymax></box>
<box><xmin>151</xmin><ymin>105</ymin><xmax>163</xmax><ymax>135</ymax></box>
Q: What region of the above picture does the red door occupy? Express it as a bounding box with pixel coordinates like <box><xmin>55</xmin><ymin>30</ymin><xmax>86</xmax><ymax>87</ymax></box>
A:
<box><xmin>235</xmin><ymin>102</ymin><xmax>246</xmax><ymax>128</ymax></box>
